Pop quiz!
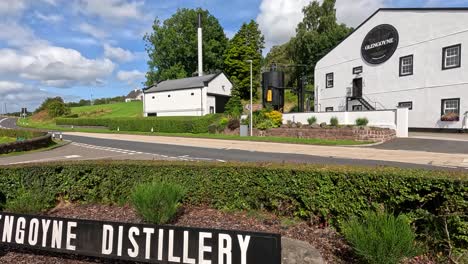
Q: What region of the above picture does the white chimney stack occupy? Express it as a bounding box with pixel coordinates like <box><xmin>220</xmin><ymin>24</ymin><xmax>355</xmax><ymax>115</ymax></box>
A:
<box><xmin>197</xmin><ymin>13</ymin><xmax>203</xmax><ymax>77</ymax></box>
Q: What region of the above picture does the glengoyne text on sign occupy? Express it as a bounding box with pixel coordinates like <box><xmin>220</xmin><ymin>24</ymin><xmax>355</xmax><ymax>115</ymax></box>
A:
<box><xmin>361</xmin><ymin>24</ymin><xmax>399</xmax><ymax>65</ymax></box>
<box><xmin>0</xmin><ymin>212</ymin><xmax>281</xmax><ymax>263</ymax></box>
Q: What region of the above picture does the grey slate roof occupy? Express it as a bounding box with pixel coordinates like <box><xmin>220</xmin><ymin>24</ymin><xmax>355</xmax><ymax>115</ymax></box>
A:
<box><xmin>143</xmin><ymin>73</ymin><xmax>220</xmax><ymax>93</ymax></box>
<box><xmin>126</xmin><ymin>89</ymin><xmax>142</xmax><ymax>99</ymax></box>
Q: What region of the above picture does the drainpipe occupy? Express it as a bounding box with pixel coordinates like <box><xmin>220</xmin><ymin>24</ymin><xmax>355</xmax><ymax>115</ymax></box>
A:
<box><xmin>463</xmin><ymin>111</ymin><xmax>468</xmax><ymax>130</ymax></box>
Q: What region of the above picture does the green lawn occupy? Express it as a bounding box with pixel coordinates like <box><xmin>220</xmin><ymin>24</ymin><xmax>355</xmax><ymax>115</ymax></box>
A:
<box><xmin>71</xmin><ymin>101</ymin><xmax>142</xmax><ymax>118</ymax></box>
<box><xmin>0</xmin><ymin>136</ymin><xmax>15</xmax><ymax>144</ymax></box>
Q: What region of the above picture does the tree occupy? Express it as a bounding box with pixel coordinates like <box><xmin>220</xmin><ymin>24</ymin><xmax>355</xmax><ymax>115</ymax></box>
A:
<box><xmin>144</xmin><ymin>8</ymin><xmax>228</xmax><ymax>86</ymax></box>
<box><xmin>223</xmin><ymin>20</ymin><xmax>265</xmax><ymax>100</ymax></box>
<box><xmin>289</xmin><ymin>0</ymin><xmax>352</xmax><ymax>83</ymax></box>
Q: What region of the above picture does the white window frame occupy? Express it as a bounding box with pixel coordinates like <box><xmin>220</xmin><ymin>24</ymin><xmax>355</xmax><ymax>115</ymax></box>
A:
<box><xmin>399</xmin><ymin>55</ymin><xmax>413</xmax><ymax>76</ymax></box>
<box><xmin>443</xmin><ymin>44</ymin><xmax>461</xmax><ymax>70</ymax></box>
<box><xmin>442</xmin><ymin>99</ymin><xmax>459</xmax><ymax>115</ymax></box>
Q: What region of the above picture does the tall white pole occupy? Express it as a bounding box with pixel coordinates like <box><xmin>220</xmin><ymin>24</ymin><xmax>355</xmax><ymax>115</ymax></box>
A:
<box><xmin>197</xmin><ymin>13</ymin><xmax>203</xmax><ymax>77</ymax></box>
<box><xmin>249</xmin><ymin>60</ymin><xmax>253</xmax><ymax>137</ymax></box>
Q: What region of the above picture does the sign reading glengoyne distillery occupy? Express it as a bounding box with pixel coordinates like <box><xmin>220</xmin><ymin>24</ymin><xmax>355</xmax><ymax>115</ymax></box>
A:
<box><xmin>361</xmin><ymin>24</ymin><xmax>399</xmax><ymax>64</ymax></box>
<box><xmin>0</xmin><ymin>212</ymin><xmax>281</xmax><ymax>263</ymax></box>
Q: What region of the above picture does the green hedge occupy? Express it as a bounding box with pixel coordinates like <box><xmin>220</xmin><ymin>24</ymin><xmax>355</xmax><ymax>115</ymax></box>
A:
<box><xmin>0</xmin><ymin>161</ymin><xmax>466</xmax><ymax>251</ymax></box>
<box><xmin>56</xmin><ymin>115</ymin><xmax>221</xmax><ymax>133</ymax></box>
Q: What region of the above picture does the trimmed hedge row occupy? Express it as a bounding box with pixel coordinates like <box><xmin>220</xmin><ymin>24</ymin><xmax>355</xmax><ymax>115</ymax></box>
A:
<box><xmin>0</xmin><ymin>129</ymin><xmax>52</xmax><ymax>154</ymax></box>
<box><xmin>0</xmin><ymin>161</ymin><xmax>466</xmax><ymax>251</ymax></box>
<box><xmin>56</xmin><ymin>115</ymin><xmax>221</xmax><ymax>133</ymax></box>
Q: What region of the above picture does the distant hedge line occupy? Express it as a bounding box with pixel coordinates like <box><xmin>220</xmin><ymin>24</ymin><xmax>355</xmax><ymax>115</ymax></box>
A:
<box><xmin>55</xmin><ymin>115</ymin><xmax>221</xmax><ymax>133</ymax></box>
<box><xmin>0</xmin><ymin>161</ymin><xmax>466</xmax><ymax>251</ymax></box>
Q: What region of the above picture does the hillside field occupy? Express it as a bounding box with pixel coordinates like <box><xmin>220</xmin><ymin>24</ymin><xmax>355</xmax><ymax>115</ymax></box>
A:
<box><xmin>71</xmin><ymin>101</ymin><xmax>142</xmax><ymax>118</ymax></box>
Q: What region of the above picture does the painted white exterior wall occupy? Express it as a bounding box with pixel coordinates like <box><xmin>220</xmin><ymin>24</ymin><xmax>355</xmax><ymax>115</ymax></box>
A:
<box><xmin>315</xmin><ymin>9</ymin><xmax>468</xmax><ymax>129</ymax></box>
<box><xmin>143</xmin><ymin>73</ymin><xmax>232</xmax><ymax>117</ymax></box>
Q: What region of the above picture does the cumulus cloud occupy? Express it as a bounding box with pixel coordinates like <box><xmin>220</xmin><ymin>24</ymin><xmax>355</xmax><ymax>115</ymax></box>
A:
<box><xmin>0</xmin><ymin>22</ymin><xmax>48</xmax><ymax>47</ymax></box>
<box><xmin>0</xmin><ymin>46</ymin><xmax>115</xmax><ymax>88</ymax></box>
<box><xmin>103</xmin><ymin>44</ymin><xmax>135</xmax><ymax>62</ymax></box>
<box><xmin>0</xmin><ymin>81</ymin><xmax>51</xmax><ymax>112</ymax></box>
<box><xmin>74</xmin><ymin>0</ymin><xmax>146</xmax><ymax>22</ymax></box>
<box><xmin>116</xmin><ymin>70</ymin><xmax>145</xmax><ymax>85</ymax></box>
<box><xmin>0</xmin><ymin>0</ymin><xmax>27</xmax><ymax>16</ymax></box>
<box><xmin>257</xmin><ymin>0</ymin><xmax>385</xmax><ymax>51</ymax></box>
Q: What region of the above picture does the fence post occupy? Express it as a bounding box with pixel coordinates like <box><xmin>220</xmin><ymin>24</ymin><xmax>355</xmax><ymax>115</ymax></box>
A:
<box><xmin>396</xmin><ymin>107</ymin><xmax>409</xmax><ymax>138</ymax></box>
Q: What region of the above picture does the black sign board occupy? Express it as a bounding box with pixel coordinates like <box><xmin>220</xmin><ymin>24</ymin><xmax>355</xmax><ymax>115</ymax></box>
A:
<box><xmin>0</xmin><ymin>212</ymin><xmax>281</xmax><ymax>264</ymax></box>
<box><xmin>361</xmin><ymin>24</ymin><xmax>399</xmax><ymax>65</ymax></box>
<box><xmin>353</xmin><ymin>66</ymin><xmax>363</xmax><ymax>74</ymax></box>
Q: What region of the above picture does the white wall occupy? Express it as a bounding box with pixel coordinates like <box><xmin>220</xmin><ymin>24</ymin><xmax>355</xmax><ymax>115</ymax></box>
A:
<box><xmin>283</xmin><ymin>110</ymin><xmax>397</xmax><ymax>129</ymax></box>
<box><xmin>315</xmin><ymin>10</ymin><xmax>468</xmax><ymax>129</ymax></box>
<box><xmin>207</xmin><ymin>95</ymin><xmax>216</xmax><ymax>114</ymax></box>
<box><xmin>207</xmin><ymin>73</ymin><xmax>232</xmax><ymax>96</ymax></box>
<box><xmin>144</xmin><ymin>88</ymin><xmax>204</xmax><ymax>116</ymax></box>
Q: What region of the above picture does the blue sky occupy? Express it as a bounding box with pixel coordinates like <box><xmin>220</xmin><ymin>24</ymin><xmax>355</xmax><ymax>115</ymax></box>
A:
<box><xmin>0</xmin><ymin>0</ymin><xmax>467</xmax><ymax>112</ymax></box>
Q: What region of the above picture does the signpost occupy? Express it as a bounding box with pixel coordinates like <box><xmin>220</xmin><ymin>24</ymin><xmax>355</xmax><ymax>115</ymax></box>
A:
<box><xmin>0</xmin><ymin>212</ymin><xmax>281</xmax><ymax>264</ymax></box>
<box><xmin>361</xmin><ymin>24</ymin><xmax>399</xmax><ymax>65</ymax></box>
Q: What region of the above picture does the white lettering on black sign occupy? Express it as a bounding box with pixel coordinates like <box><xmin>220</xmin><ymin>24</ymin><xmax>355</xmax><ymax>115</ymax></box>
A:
<box><xmin>0</xmin><ymin>212</ymin><xmax>281</xmax><ymax>264</ymax></box>
<box><xmin>361</xmin><ymin>24</ymin><xmax>399</xmax><ymax>65</ymax></box>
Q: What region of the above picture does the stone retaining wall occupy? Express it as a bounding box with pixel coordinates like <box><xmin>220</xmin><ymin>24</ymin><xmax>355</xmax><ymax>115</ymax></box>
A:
<box><xmin>225</xmin><ymin>127</ymin><xmax>396</xmax><ymax>142</ymax></box>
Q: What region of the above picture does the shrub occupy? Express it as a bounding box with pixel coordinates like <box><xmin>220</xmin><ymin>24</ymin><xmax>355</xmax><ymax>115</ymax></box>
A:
<box><xmin>47</xmin><ymin>100</ymin><xmax>71</xmax><ymax>118</ymax></box>
<box><xmin>131</xmin><ymin>182</ymin><xmax>186</xmax><ymax>224</ymax></box>
<box><xmin>355</xmin><ymin>117</ymin><xmax>369</xmax><ymax>126</ymax></box>
<box><xmin>257</xmin><ymin>119</ymin><xmax>274</xmax><ymax>130</ymax></box>
<box><xmin>208</xmin><ymin>123</ymin><xmax>218</xmax><ymax>134</ymax></box>
<box><xmin>307</xmin><ymin>116</ymin><xmax>317</xmax><ymax>125</ymax></box>
<box><xmin>4</xmin><ymin>187</ymin><xmax>54</xmax><ymax>214</ymax></box>
<box><xmin>330</xmin><ymin>117</ymin><xmax>339</xmax><ymax>126</ymax></box>
<box><xmin>342</xmin><ymin>211</ymin><xmax>420</xmax><ymax>264</ymax></box>
<box><xmin>219</xmin><ymin>117</ymin><xmax>229</xmax><ymax>129</ymax></box>
<box><xmin>224</xmin><ymin>95</ymin><xmax>243</xmax><ymax>118</ymax></box>
<box><xmin>227</xmin><ymin>119</ymin><xmax>240</xmax><ymax>130</ymax></box>
<box><xmin>0</xmin><ymin>162</ymin><xmax>466</xmax><ymax>254</ymax></box>
<box><xmin>265</xmin><ymin>111</ymin><xmax>283</xmax><ymax>128</ymax></box>
<box><xmin>441</xmin><ymin>112</ymin><xmax>459</xmax><ymax>122</ymax></box>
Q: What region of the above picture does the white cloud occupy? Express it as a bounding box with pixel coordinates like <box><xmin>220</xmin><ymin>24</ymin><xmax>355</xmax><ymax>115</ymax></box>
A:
<box><xmin>257</xmin><ymin>0</ymin><xmax>385</xmax><ymax>51</ymax></box>
<box><xmin>117</xmin><ymin>69</ymin><xmax>145</xmax><ymax>84</ymax></box>
<box><xmin>35</xmin><ymin>11</ymin><xmax>63</xmax><ymax>23</ymax></box>
<box><xmin>103</xmin><ymin>44</ymin><xmax>135</xmax><ymax>62</ymax></box>
<box><xmin>0</xmin><ymin>22</ymin><xmax>47</xmax><ymax>47</ymax></box>
<box><xmin>0</xmin><ymin>81</ymin><xmax>50</xmax><ymax>112</ymax></box>
<box><xmin>78</xmin><ymin>22</ymin><xmax>109</xmax><ymax>39</ymax></box>
<box><xmin>0</xmin><ymin>0</ymin><xmax>27</xmax><ymax>16</ymax></box>
<box><xmin>74</xmin><ymin>0</ymin><xmax>146</xmax><ymax>22</ymax></box>
<box><xmin>0</xmin><ymin>46</ymin><xmax>115</xmax><ymax>88</ymax></box>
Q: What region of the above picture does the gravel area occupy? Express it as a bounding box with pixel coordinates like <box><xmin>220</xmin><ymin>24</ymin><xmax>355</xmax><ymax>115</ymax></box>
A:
<box><xmin>0</xmin><ymin>204</ymin><xmax>434</xmax><ymax>264</ymax></box>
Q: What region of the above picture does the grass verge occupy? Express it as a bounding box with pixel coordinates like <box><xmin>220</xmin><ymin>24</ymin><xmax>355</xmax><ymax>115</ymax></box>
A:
<box><xmin>0</xmin><ymin>140</ymin><xmax>67</xmax><ymax>157</ymax></box>
<box><xmin>18</xmin><ymin>119</ymin><xmax>372</xmax><ymax>146</ymax></box>
<box><xmin>0</xmin><ymin>136</ymin><xmax>16</xmax><ymax>144</ymax></box>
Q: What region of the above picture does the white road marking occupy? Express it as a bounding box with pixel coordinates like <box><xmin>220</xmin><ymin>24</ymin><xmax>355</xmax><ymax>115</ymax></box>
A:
<box><xmin>8</xmin><ymin>155</ymin><xmax>82</xmax><ymax>165</ymax></box>
<box><xmin>0</xmin><ymin>118</ymin><xmax>8</xmax><ymax>129</ymax></box>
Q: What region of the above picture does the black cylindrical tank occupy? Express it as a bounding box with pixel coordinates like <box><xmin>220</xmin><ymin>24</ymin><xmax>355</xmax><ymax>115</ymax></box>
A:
<box><xmin>262</xmin><ymin>71</ymin><xmax>285</xmax><ymax>111</ymax></box>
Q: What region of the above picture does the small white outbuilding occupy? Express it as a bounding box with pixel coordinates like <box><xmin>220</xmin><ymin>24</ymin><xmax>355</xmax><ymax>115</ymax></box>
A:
<box><xmin>142</xmin><ymin>72</ymin><xmax>233</xmax><ymax>117</ymax></box>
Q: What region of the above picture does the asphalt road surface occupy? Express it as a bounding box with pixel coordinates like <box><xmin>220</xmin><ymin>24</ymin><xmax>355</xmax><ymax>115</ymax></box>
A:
<box><xmin>1</xmin><ymin>117</ymin><xmax>466</xmax><ymax>170</ymax></box>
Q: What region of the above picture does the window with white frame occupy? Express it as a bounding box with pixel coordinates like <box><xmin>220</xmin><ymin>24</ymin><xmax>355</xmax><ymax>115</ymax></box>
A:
<box><xmin>326</xmin><ymin>73</ymin><xmax>334</xmax><ymax>88</ymax></box>
<box><xmin>441</xmin><ymin>98</ymin><xmax>460</xmax><ymax>121</ymax></box>
<box><xmin>399</xmin><ymin>55</ymin><xmax>413</xmax><ymax>76</ymax></box>
<box><xmin>443</xmin><ymin>44</ymin><xmax>461</xmax><ymax>70</ymax></box>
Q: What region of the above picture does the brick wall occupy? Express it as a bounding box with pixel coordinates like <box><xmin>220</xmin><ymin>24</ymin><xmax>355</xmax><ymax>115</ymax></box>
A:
<box><xmin>225</xmin><ymin>127</ymin><xmax>396</xmax><ymax>142</ymax></box>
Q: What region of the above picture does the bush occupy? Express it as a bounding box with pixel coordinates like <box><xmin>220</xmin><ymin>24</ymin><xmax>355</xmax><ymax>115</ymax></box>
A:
<box><xmin>224</xmin><ymin>95</ymin><xmax>243</xmax><ymax>118</ymax></box>
<box><xmin>56</xmin><ymin>115</ymin><xmax>222</xmax><ymax>134</ymax></box>
<box><xmin>265</xmin><ymin>111</ymin><xmax>283</xmax><ymax>128</ymax></box>
<box><xmin>0</xmin><ymin>162</ymin><xmax>466</xmax><ymax>254</ymax></box>
<box><xmin>47</xmin><ymin>100</ymin><xmax>71</xmax><ymax>118</ymax></box>
<box><xmin>307</xmin><ymin>116</ymin><xmax>317</xmax><ymax>125</ymax></box>
<box><xmin>342</xmin><ymin>211</ymin><xmax>420</xmax><ymax>264</ymax></box>
<box><xmin>257</xmin><ymin>119</ymin><xmax>274</xmax><ymax>130</ymax></box>
<box><xmin>330</xmin><ymin>116</ymin><xmax>339</xmax><ymax>126</ymax></box>
<box><xmin>355</xmin><ymin>118</ymin><xmax>369</xmax><ymax>126</ymax></box>
<box><xmin>4</xmin><ymin>187</ymin><xmax>54</xmax><ymax>214</ymax></box>
<box><xmin>208</xmin><ymin>123</ymin><xmax>218</xmax><ymax>134</ymax></box>
<box><xmin>131</xmin><ymin>182</ymin><xmax>186</xmax><ymax>224</ymax></box>
<box><xmin>227</xmin><ymin>119</ymin><xmax>240</xmax><ymax>130</ymax></box>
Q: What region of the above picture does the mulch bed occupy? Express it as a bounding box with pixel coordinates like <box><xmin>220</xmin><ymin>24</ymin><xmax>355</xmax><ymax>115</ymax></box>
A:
<box><xmin>0</xmin><ymin>204</ymin><xmax>435</xmax><ymax>264</ymax></box>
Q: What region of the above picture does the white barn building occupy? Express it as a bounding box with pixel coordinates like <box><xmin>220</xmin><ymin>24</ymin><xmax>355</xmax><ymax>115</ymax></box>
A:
<box><xmin>142</xmin><ymin>72</ymin><xmax>233</xmax><ymax>117</ymax></box>
<box><xmin>315</xmin><ymin>8</ymin><xmax>468</xmax><ymax>131</ymax></box>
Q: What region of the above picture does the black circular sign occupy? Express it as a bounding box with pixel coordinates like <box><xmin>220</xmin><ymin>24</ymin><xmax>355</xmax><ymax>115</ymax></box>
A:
<box><xmin>361</xmin><ymin>24</ymin><xmax>399</xmax><ymax>65</ymax></box>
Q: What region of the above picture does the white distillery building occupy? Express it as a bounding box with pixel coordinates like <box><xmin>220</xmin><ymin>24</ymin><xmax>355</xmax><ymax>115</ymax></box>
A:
<box><xmin>315</xmin><ymin>8</ymin><xmax>468</xmax><ymax>130</ymax></box>
<box><xmin>142</xmin><ymin>72</ymin><xmax>233</xmax><ymax>117</ymax></box>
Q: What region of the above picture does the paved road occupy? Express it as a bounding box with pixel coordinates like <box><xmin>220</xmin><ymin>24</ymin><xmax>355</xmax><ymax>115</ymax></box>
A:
<box><xmin>1</xmin><ymin>117</ymin><xmax>467</xmax><ymax>170</ymax></box>
<box><xmin>0</xmin><ymin>117</ymin><xmax>17</xmax><ymax>129</ymax></box>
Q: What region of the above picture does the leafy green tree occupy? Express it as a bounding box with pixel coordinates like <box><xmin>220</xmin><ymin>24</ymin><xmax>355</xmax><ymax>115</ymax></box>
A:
<box><xmin>223</xmin><ymin>20</ymin><xmax>264</xmax><ymax>100</ymax></box>
<box><xmin>47</xmin><ymin>100</ymin><xmax>71</xmax><ymax>118</ymax></box>
<box><xmin>289</xmin><ymin>0</ymin><xmax>352</xmax><ymax>83</ymax></box>
<box><xmin>224</xmin><ymin>92</ymin><xmax>244</xmax><ymax>117</ymax></box>
<box><xmin>144</xmin><ymin>8</ymin><xmax>228</xmax><ymax>85</ymax></box>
